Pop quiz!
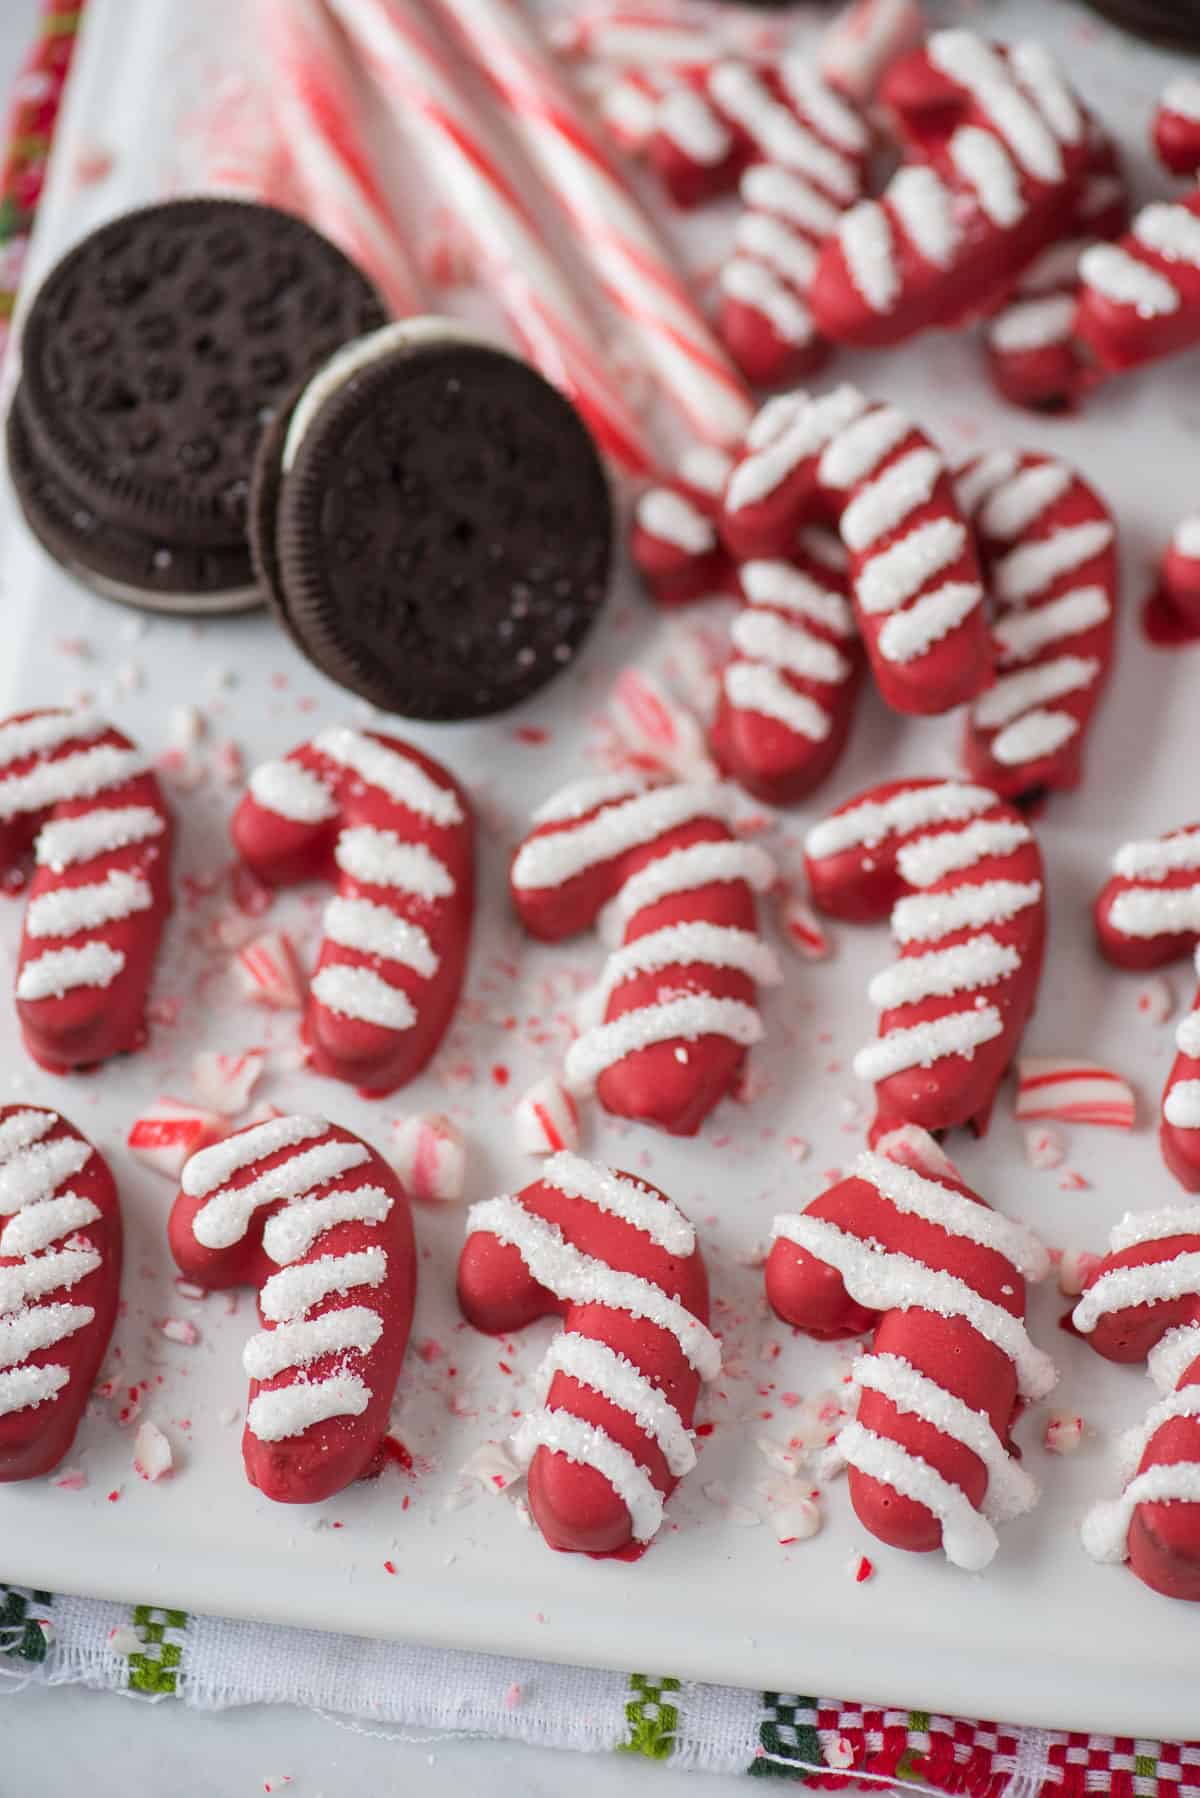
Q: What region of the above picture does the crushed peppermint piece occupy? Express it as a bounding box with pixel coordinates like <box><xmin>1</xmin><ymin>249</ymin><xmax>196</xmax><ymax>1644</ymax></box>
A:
<box><xmin>133</xmin><ymin>1420</ymin><xmax>173</xmax><ymax>1482</ymax></box>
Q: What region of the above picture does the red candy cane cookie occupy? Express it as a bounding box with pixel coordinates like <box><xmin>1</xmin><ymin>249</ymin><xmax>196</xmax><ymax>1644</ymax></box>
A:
<box><xmin>233</xmin><ymin>729</ymin><xmax>473</xmax><ymax>1096</ymax></box>
<box><xmin>805</xmin><ymin>778</ymin><xmax>1046</xmax><ymax>1141</ymax></box>
<box><xmin>1096</xmin><ymin>828</ymin><xmax>1200</xmax><ymax>1190</ymax></box>
<box><xmin>1074</xmin><ymin>1211</ymin><xmax>1200</xmax><ymax>1599</ymax></box>
<box><xmin>1153</xmin><ymin>516</ymin><xmax>1200</xmax><ymax>637</ymax></box>
<box><xmin>459</xmin><ymin>1152</ymin><xmax>719</xmax><ymax>1554</ymax></box>
<box><xmin>168</xmin><ymin>1115</ymin><xmax>416</xmax><ymax>1502</ymax></box>
<box><xmin>511</xmin><ymin>775</ymin><xmax>778</xmax><ymax>1135</ymax></box>
<box><xmin>1075</xmin><ymin>187</ymin><xmax>1200</xmax><ymax>376</ymax></box>
<box><xmin>0</xmin><ymin>1106</ymin><xmax>121</xmax><ymax>1481</ymax></box>
<box><xmin>0</xmin><ymin>710</ymin><xmax>173</xmax><ymax>1072</ymax></box>
<box><xmin>810</xmin><ymin>31</ymin><xmax>1089</xmax><ymax>350</ymax></box>
<box><xmin>721</xmin><ymin>386</ymin><xmax>992</xmax><ymax>716</ymax></box>
<box><xmin>766</xmin><ymin>1144</ymin><xmax>1055</xmax><ymax>1568</ymax></box>
<box><xmin>956</xmin><ymin>450</ymin><xmax>1118</xmax><ymax>798</ymax></box>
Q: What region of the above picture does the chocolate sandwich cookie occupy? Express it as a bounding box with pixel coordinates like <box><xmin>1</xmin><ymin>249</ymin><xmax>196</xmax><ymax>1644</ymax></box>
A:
<box><xmin>1080</xmin><ymin>0</ymin><xmax>1200</xmax><ymax>47</ymax></box>
<box><xmin>8</xmin><ymin>197</ymin><xmax>385</xmax><ymax>614</ymax></box>
<box><xmin>250</xmin><ymin>319</ymin><xmax>613</xmax><ymax>721</ymax></box>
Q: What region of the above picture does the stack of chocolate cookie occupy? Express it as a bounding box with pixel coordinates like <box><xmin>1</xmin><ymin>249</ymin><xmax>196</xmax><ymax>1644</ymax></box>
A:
<box><xmin>8</xmin><ymin>197</ymin><xmax>614</xmax><ymax>721</ymax></box>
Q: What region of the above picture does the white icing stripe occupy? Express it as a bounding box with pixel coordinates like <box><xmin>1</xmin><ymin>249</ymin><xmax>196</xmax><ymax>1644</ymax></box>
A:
<box><xmin>842</xmin><ymin>449</ymin><xmax>942</xmax><ymax>553</ymax></box>
<box><xmin>928</xmin><ymin>30</ymin><xmax>1064</xmax><ymax>180</ymax></box>
<box><xmin>0</xmin><ymin>711</ymin><xmax>104</xmax><ymax>769</ymax></box>
<box><xmin>636</xmin><ymin>488</ymin><xmax>716</xmax><ymax>555</ymax></box>
<box><xmin>724</xmin><ymin>664</ymin><xmax>831</xmax><ymax>741</ymax></box>
<box><xmin>467</xmin><ymin>1194</ymin><xmax>721</xmax><ymax>1378</ymax></box>
<box><xmin>994</xmin><ymin>521</ymin><xmax>1114</xmax><ymax>604</ymax></box>
<box><xmin>533</xmin><ymin>775</ymin><xmax>643</xmax><ymax>825</ymax></box>
<box><xmin>0</xmin><ymin>1363</ymin><xmax>71</xmax><ymax>1419</ymax></box>
<box><xmin>1174</xmin><ymin>1011</ymin><xmax>1200</xmax><ymax>1059</ymax></box>
<box><xmin>806</xmin><ymin>783</ymin><xmax>995</xmax><ymax>860</ymax></box>
<box><xmin>1164</xmin><ymin>77</ymin><xmax>1200</xmax><ymax>123</ymax></box>
<box><xmin>1080</xmin><ymin>243</ymin><xmax>1179</xmax><ymax>317</ymax></box>
<box><xmin>538</xmin><ymin>1331</ymin><xmax>696</xmax><ymax>1475</ymax></box>
<box><xmin>0</xmin><ymin>746</ymin><xmax>146</xmax><ymax>822</ymax></box>
<box><xmin>0</xmin><ymin>1301</ymin><xmax>93</xmax><ymax>1369</ymax></box>
<box><xmin>511</xmin><ymin>1407</ymin><xmax>665</xmax><ymax>1542</ymax></box>
<box><xmin>868</xmin><ymin>937</ymin><xmax>1021</xmax><ymax>1012</ymax></box>
<box><xmin>335</xmin><ymin>828</ymin><xmax>455</xmax><ymax>898</ymax></box>
<box><xmin>603</xmin><ymin>841</ymin><xmax>776</xmax><ymax>935</ymax></box>
<box><xmin>741</xmin><ymin>164</ymin><xmax>840</xmax><ymax>237</ymax></box>
<box><xmin>850</xmin><ymin>1352</ymin><xmax>1038</xmax><ymax>1521</ymax></box>
<box><xmin>679</xmin><ymin>446</ymin><xmax>733</xmax><ymax>497</ymax></box>
<box><xmin>193</xmin><ymin>1140</ymin><xmax>370</xmax><ymax>1250</ymax></box>
<box><xmin>262</xmin><ymin>1185</ymin><xmax>394</xmax><ymax>1266</ymax></box>
<box><xmin>1134</xmin><ymin>204</ymin><xmax>1200</xmax><ymax>270</ymax></box>
<box><xmin>323</xmin><ymin>897</ymin><xmax>437</xmax><ymax>976</ymax></box>
<box><xmin>311</xmin><ymin>964</ymin><xmax>417</xmax><ymax>1031</ymax></box>
<box><xmin>979</xmin><ymin>463</ymin><xmax>1073</xmax><ymax>540</ymax></box>
<box><xmin>1108</xmin><ymin>888</ymin><xmax>1200</xmax><ymax>940</ymax></box>
<box><xmin>25</xmin><ymin>868</ymin><xmax>153</xmax><ymax>940</ymax></box>
<box><xmin>247</xmin><ymin>1373</ymin><xmax>372</xmax><ymax>1443</ymax></box>
<box><xmin>992</xmin><ymin>710</ymin><xmax>1078</xmax><ymax>767</ymax></box>
<box><xmin>184</xmin><ymin>1116</ymin><xmax>327</xmax><ymax>1197</ymax></box>
<box><xmin>890</xmin><ymin>165</ymin><xmax>959</xmax><ymax>269</ymax></box>
<box><xmin>511</xmin><ymin>783</ymin><xmax>736</xmax><ymax>893</ymax></box>
<box><xmin>1082</xmin><ymin>1462</ymin><xmax>1200</xmax><ymax>1566</ymax></box>
<box><xmin>855</xmin><ymin>1150</ymin><xmax>1047</xmax><ymax>1277</ymax></box>
<box><xmin>854</xmin><ymin>1006</ymin><xmax>1003</xmax><ymax>1082</ymax></box>
<box><xmin>1112</xmin><ymin>831</ymin><xmax>1200</xmax><ymax>880</ymax></box>
<box><xmin>709</xmin><ymin>62</ymin><xmax>858</xmax><ymax>200</ymax></box>
<box><xmin>1010</xmin><ymin>39</ymin><xmax>1083</xmax><ymax>146</ymax></box>
<box><xmin>892</xmin><ymin>879</ymin><xmax>1042</xmax><ymax>944</ymax></box>
<box><xmin>734</xmin><ymin>213</ymin><xmax>818</xmax><ymax>288</ymax></box>
<box><xmin>260</xmin><ymin>1247</ymin><xmax>388</xmax><ymax>1324</ymax></box>
<box><xmin>731</xmin><ymin>609</ymin><xmax>850</xmax><ymax>685</ymax></box>
<box><xmin>313</xmin><ymin>727</ymin><xmax>463</xmax><ymax>827</ymax></box>
<box><xmin>819</xmin><ymin>406</ymin><xmax>910</xmax><ymax>490</ymax></box>
<box><xmin>836</xmin><ymin>1420</ymin><xmax>999</xmax><ymax>1571</ymax></box>
<box><xmin>897</xmin><ymin>819</ymin><xmax>1033</xmax><ymax>888</ymax></box>
<box><xmin>1166</xmin><ymin>1081</ymin><xmax>1200</xmax><ymax>1128</ymax></box>
<box><xmin>0</xmin><ymin>1246</ymin><xmax>101</xmax><ymax>1313</ymax></box>
<box><xmin>856</xmin><ymin>519</ymin><xmax>967</xmax><ymax>615</ymax></box>
<box><xmin>739</xmin><ymin>562</ymin><xmax>854</xmax><ymax>636</ymax></box>
<box><xmin>778</xmin><ymin>57</ymin><xmax>869</xmax><ymax>153</ymax></box>
<box><xmin>771</xmin><ymin>1210</ymin><xmax>1055</xmax><ymax>1398</ymax></box>
<box><xmin>950</xmin><ymin>127</ymin><xmax>1023</xmax><ymax>229</ymax></box>
<box><xmin>250</xmin><ymin>760</ymin><xmax>337</xmax><ymax>824</ymax></box>
<box><xmin>1175</xmin><ymin>516</ymin><xmax>1200</xmax><ymax>558</ymax></box>
<box><xmin>993</xmin><ymin>586</ymin><xmax>1110</xmax><ymax>663</ymax></box>
<box><xmin>0</xmin><ymin>1193</ymin><xmax>100</xmax><ymax>1257</ymax></box>
<box><xmin>955</xmin><ymin>450</ymin><xmax>1020</xmax><ymax>516</ymax></box>
<box><xmin>1073</xmin><ymin>1251</ymin><xmax>1200</xmax><ymax>1332</ymax></box>
<box><xmin>974</xmin><ymin>655</ymin><xmax>1098</xmax><ymax>730</ymax></box>
<box><xmin>657</xmin><ymin>87</ymin><xmax>731</xmax><ymax>164</ymax></box>
<box><xmin>243</xmin><ymin>1306</ymin><xmax>383</xmax><ymax>1381</ymax></box>
<box><xmin>988</xmin><ymin>293</ymin><xmax>1076</xmax><ymax>353</ymax></box>
<box><xmin>0</xmin><ymin>1136</ymin><xmax>90</xmax><ymax>1210</ymax></box>
<box><xmin>726</xmin><ymin>386</ymin><xmax>869</xmax><ymax>512</ymax></box>
<box><xmin>0</xmin><ymin>1111</ymin><xmax>55</xmax><ymax>1164</ymax></box>
<box><xmin>541</xmin><ymin>1152</ymin><xmax>695</xmax><ymax>1257</ymax></box>
<box><xmin>17</xmin><ymin>943</ymin><xmax>125</xmax><ymax>1001</ymax></box>
<box><xmin>35</xmin><ymin>806</ymin><xmax>165</xmax><ymax>871</ymax></box>
<box><xmin>838</xmin><ymin>203</ymin><xmax>898</xmax><ymax>314</ymax></box>
<box><xmin>1150</xmin><ymin>1325</ymin><xmax>1200</xmax><ymax>1393</ymax></box>
<box><xmin>878</xmin><ymin>582</ymin><xmax>983</xmax><ymax>664</ymax></box>
<box><xmin>566</xmin><ymin>996</ymin><xmax>763</xmax><ymax>1093</ymax></box>
<box><xmin>589</xmin><ymin>922</ymin><xmax>780</xmax><ymax>1015</ymax></box>
<box><xmin>1116</xmin><ymin>1384</ymin><xmax>1200</xmax><ymax>1481</ymax></box>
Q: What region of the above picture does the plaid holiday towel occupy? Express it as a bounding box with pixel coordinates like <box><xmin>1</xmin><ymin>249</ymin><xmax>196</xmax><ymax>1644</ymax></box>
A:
<box><xmin>1</xmin><ymin>5</ymin><xmax>1198</xmax><ymax>1794</ymax></box>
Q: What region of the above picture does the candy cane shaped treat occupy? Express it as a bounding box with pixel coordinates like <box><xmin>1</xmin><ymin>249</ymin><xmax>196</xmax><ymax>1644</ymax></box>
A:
<box><xmin>1155</xmin><ymin>79</ymin><xmax>1200</xmax><ymax>179</ymax></box>
<box><xmin>169</xmin><ymin>1116</ymin><xmax>415</xmax><ymax>1502</ymax></box>
<box><xmin>630</xmin><ymin>451</ymin><xmax>736</xmax><ymax>610</ymax></box>
<box><xmin>329</xmin><ymin>0</ymin><xmax>654</xmax><ymax>476</ymax></box>
<box><xmin>805</xmin><ymin>778</ymin><xmax>1046</xmax><ymax>1141</ymax></box>
<box><xmin>722</xmin><ymin>386</ymin><xmax>992</xmax><ymax>717</ymax></box>
<box><xmin>232</xmin><ymin>729</ymin><xmax>473</xmax><ymax>1096</ymax></box>
<box><xmin>0</xmin><ymin>1106</ymin><xmax>122</xmax><ymax>1481</ymax></box>
<box><xmin>459</xmin><ymin>1152</ymin><xmax>719</xmax><ymax>1553</ymax></box>
<box><xmin>1075</xmin><ymin>185</ymin><xmax>1200</xmax><ymax>376</ymax></box>
<box><xmin>0</xmin><ymin>710</ymin><xmax>173</xmax><ymax>1072</ymax></box>
<box><xmin>956</xmin><ymin>450</ymin><xmax>1118</xmax><ymax>799</ymax></box>
<box><xmin>1073</xmin><ymin>1211</ymin><xmax>1200</xmax><ymax>1599</ymax></box>
<box><xmin>1157</xmin><ymin>516</ymin><xmax>1200</xmax><ymax>635</ymax></box>
<box><xmin>258</xmin><ymin>0</ymin><xmax>426</xmax><ymax>320</ymax></box>
<box><xmin>766</xmin><ymin>1147</ymin><xmax>1055</xmax><ymax>1569</ymax></box>
<box><xmin>511</xmin><ymin>775</ymin><xmax>779</xmax><ymax>1135</ymax></box>
<box><xmin>810</xmin><ymin>32</ymin><xmax>1089</xmax><ymax>350</ymax></box>
<box><xmin>431</xmin><ymin>0</ymin><xmax>752</xmax><ymax>446</ymax></box>
<box><xmin>1096</xmin><ymin>827</ymin><xmax>1200</xmax><ymax>1190</ymax></box>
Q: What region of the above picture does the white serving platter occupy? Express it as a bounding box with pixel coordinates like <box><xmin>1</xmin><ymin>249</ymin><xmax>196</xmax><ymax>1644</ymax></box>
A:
<box><xmin>3</xmin><ymin>0</ymin><xmax>1200</xmax><ymax>1741</ymax></box>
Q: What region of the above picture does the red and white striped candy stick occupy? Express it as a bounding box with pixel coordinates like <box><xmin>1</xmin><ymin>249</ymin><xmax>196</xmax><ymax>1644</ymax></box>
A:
<box><xmin>258</xmin><ymin>0</ymin><xmax>425</xmax><ymax>320</ymax></box>
<box><xmin>199</xmin><ymin>73</ymin><xmax>297</xmax><ymax>208</ymax></box>
<box><xmin>432</xmin><ymin>0</ymin><xmax>752</xmax><ymax>446</ymax></box>
<box><xmin>329</xmin><ymin>0</ymin><xmax>655</xmax><ymax>477</ymax></box>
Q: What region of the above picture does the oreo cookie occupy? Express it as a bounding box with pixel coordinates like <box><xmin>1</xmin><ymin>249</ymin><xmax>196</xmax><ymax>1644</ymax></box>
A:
<box><xmin>1079</xmin><ymin>0</ymin><xmax>1200</xmax><ymax>47</ymax></box>
<box><xmin>8</xmin><ymin>197</ymin><xmax>385</xmax><ymax>614</ymax></box>
<box><xmin>249</xmin><ymin>320</ymin><xmax>614</xmax><ymax>721</ymax></box>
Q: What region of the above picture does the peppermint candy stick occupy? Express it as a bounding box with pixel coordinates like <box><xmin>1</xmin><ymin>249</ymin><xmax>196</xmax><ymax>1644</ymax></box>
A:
<box><xmin>258</xmin><ymin>0</ymin><xmax>425</xmax><ymax>320</ymax></box>
<box><xmin>329</xmin><ymin>0</ymin><xmax>654</xmax><ymax>476</ymax></box>
<box><xmin>431</xmin><ymin>0</ymin><xmax>751</xmax><ymax>447</ymax></box>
